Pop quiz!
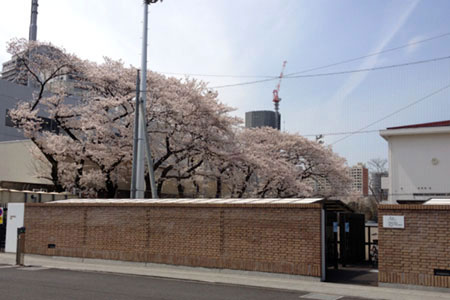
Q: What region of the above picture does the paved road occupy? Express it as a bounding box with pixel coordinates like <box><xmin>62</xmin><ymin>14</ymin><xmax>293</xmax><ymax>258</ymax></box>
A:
<box><xmin>0</xmin><ymin>264</ymin><xmax>368</xmax><ymax>300</ymax></box>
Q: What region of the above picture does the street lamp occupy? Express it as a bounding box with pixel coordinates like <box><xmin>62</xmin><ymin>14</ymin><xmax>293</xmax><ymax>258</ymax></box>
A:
<box><xmin>133</xmin><ymin>0</ymin><xmax>163</xmax><ymax>199</ymax></box>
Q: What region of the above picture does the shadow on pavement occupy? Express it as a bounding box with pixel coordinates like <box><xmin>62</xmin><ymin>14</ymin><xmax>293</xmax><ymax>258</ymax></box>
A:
<box><xmin>326</xmin><ymin>264</ymin><xmax>378</xmax><ymax>286</ymax></box>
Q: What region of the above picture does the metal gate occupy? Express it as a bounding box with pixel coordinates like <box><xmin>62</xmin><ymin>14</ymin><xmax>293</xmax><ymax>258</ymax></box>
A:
<box><xmin>339</xmin><ymin>213</ymin><xmax>365</xmax><ymax>266</ymax></box>
<box><xmin>325</xmin><ymin>211</ymin><xmax>339</xmax><ymax>269</ymax></box>
<box><xmin>325</xmin><ymin>211</ymin><xmax>365</xmax><ymax>269</ymax></box>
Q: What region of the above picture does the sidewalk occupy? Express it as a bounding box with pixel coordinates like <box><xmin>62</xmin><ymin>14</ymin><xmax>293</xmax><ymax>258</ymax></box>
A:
<box><xmin>0</xmin><ymin>253</ymin><xmax>448</xmax><ymax>300</ymax></box>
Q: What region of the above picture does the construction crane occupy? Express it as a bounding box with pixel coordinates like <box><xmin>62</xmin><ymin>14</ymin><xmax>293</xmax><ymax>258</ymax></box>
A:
<box><xmin>273</xmin><ymin>61</ymin><xmax>287</xmax><ymax>130</ymax></box>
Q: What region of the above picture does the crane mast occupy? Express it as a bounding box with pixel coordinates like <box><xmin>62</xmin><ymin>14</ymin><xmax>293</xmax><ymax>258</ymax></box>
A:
<box><xmin>273</xmin><ymin>61</ymin><xmax>287</xmax><ymax>130</ymax></box>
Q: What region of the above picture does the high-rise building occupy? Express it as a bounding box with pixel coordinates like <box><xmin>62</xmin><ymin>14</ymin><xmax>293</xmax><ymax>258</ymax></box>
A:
<box><xmin>348</xmin><ymin>163</ymin><xmax>369</xmax><ymax>196</ymax></box>
<box><xmin>305</xmin><ymin>163</ymin><xmax>369</xmax><ymax>197</ymax></box>
<box><xmin>1</xmin><ymin>0</ymin><xmax>38</xmax><ymax>85</ymax></box>
<box><xmin>245</xmin><ymin>110</ymin><xmax>280</xmax><ymax>129</ymax></box>
<box><xmin>1</xmin><ymin>58</ymin><xmax>28</xmax><ymax>85</ymax></box>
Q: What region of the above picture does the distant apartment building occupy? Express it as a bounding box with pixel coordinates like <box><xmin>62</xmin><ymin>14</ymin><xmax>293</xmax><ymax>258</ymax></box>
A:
<box><xmin>380</xmin><ymin>120</ymin><xmax>450</xmax><ymax>204</ymax></box>
<box><xmin>348</xmin><ymin>163</ymin><xmax>369</xmax><ymax>196</ymax></box>
<box><xmin>308</xmin><ymin>163</ymin><xmax>368</xmax><ymax>197</ymax></box>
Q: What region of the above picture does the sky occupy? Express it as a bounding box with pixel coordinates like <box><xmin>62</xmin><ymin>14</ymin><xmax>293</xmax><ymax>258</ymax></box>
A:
<box><xmin>1</xmin><ymin>0</ymin><xmax>450</xmax><ymax>166</ymax></box>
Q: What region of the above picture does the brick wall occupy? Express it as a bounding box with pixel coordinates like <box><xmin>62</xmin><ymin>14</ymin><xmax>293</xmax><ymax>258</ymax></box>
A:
<box><xmin>24</xmin><ymin>203</ymin><xmax>322</xmax><ymax>277</ymax></box>
<box><xmin>378</xmin><ymin>205</ymin><xmax>450</xmax><ymax>288</ymax></box>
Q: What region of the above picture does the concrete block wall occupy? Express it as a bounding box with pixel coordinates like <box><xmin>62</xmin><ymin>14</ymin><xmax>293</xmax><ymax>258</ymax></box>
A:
<box><xmin>378</xmin><ymin>204</ymin><xmax>450</xmax><ymax>288</ymax></box>
<box><xmin>24</xmin><ymin>203</ymin><xmax>322</xmax><ymax>277</ymax></box>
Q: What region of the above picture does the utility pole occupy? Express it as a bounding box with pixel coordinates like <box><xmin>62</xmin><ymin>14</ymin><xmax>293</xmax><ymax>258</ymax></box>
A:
<box><xmin>135</xmin><ymin>0</ymin><xmax>162</xmax><ymax>198</ymax></box>
<box><xmin>29</xmin><ymin>0</ymin><xmax>38</xmax><ymax>41</ymax></box>
<box><xmin>28</xmin><ymin>0</ymin><xmax>38</xmax><ymax>87</ymax></box>
<box><xmin>130</xmin><ymin>70</ymin><xmax>141</xmax><ymax>199</ymax></box>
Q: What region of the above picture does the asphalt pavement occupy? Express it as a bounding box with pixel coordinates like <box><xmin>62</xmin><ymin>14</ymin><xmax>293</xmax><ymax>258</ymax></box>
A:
<box><xmin>0</xmin><ymin>253</ymin><xmax>449</xmax><ymax>300</ymax></box>
<box><xmin>0</xmin><ymin>265</ymin><xmax>365</xmax><ymax>300</ymax></box>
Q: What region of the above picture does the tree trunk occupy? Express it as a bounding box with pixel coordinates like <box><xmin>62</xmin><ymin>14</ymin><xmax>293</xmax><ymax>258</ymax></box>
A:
<box><xmin>104</xmin><ymin>173</ymin><xmax>118</xmax><ymax>198</ymax></box>
<box><xmin>215</xmin><ymin>177</ymin><xmax>222</xmax><ymax>198</ymax></box>
<box><xmin>157</xmin><ymin>165</ymin><xmax>174</xmax><ymax>197</ymax></box>
<box><xmin>177</xmin><ymin>178</ymin><xmax>185</xmax><ymax>198</ymax></box>
<box><xmin>157</xmin><ymin>180</ymin><xmax>164</xmax><ymax>197</ymax></box>
<box><xmin>193</xmin><ymin>180</ymin><xmax>200</xmax><ymax>198</ymax></box>
<box><xmin>237</xmin><ymin>168</ymin><xmax>253</xmax><ymax>198</ymax></box>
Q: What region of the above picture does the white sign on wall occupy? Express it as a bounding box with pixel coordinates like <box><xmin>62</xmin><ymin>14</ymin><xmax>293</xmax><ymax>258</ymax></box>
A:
<box><xmin>5</xmin><ymin>203</ymin><xmax>25</xmax><ymax>253</ymax></box>
<box><xmin>383</xmin><ymin>215</ymin><xmax>405</xmax><ymax>229</ymax></box>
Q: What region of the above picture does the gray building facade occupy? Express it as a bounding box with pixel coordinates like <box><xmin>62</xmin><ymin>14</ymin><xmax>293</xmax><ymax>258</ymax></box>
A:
<box><xmin>0</xmin><ymin>79</ymin><xmax>62</xmax><ymax>142</ymax></box>
<box><xmin>0</xmin><ymin>79</ymin><xmax>33</xmax><ymax>141</ymax></box>
<box><xmin>245</xmin><ymin>110</ymin><xmax>280</xmax><ymax>129</ymax></box>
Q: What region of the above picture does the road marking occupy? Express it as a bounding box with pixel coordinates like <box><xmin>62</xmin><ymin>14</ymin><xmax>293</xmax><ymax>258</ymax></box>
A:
<box><xmin>0</xmin><ymin>265</ymin><xmax>15</xmax><ymax>269</ymax></box>
<box><xmin>300</xmin><ymin>293</ymin><xmax>343</xmax><ymax>300</ymax></box>
<box><xmin>16</xmin><ymin>266</ymin><xmax>48</xmax><ymax>271</ymax></box>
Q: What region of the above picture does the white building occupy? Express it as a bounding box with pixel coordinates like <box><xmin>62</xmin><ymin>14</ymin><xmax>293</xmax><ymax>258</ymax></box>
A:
<box><xmin>380</xmin><ymin>120</ymin><xmax>450</xmax><ymax>204</ymax></box>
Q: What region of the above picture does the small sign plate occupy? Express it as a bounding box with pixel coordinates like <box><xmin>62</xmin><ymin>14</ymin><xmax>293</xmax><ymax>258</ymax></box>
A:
<box><xmin>333</xmin><ymin>222</ymin><xmax>338</xmax><ymax>233</ymax></box>
<box><xmin>383</xmin><ymin>215</ymin><xmax>404</xmax><ymax>229</ymax></box>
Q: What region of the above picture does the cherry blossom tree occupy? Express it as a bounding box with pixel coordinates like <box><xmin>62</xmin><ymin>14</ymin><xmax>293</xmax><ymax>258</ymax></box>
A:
<box><xmin>7</xmin><ymin>39</ymin><xmax>350</xmax><ymax>198</ymax></box>
<box><xmin>209</xmin><ymin>127</ymin><xmax>351</xmax><ymax>198</ymax></box>
<box><xmin>8</xmin><ymin>40</ymin><xmax>239</xmax><ymax>197</ymax></box>
<box><xmin>7</xmin><ymin>38</ymin><xmax>82</xmax><ymax>191</ymax></box>
<box><xmin>147</xmin><ymin>81</ymin><xmax>239</xmax><ymax>197</ymax></box>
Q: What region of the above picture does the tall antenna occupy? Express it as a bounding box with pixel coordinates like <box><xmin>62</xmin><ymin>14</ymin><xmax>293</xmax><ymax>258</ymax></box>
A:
<box><xmin>273</xmin><ymin>60</ymin><xmax>287</xmax><ymax>130</ymax></box>
<box><xmin>29</xmin><ymin>0</ymin><xmax>38</xmax><ymax>41</ymax></box>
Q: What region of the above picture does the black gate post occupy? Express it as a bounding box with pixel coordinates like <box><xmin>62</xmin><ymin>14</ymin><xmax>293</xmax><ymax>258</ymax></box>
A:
<box><xmin>16</xmin><ymin>227</ymin><xmax>26</xmax><ymax>266</ymax></box>
<box><xmin>0</xmin><ymin>206</ymin><xmax>6</xmax><ymax>252</ymax></box>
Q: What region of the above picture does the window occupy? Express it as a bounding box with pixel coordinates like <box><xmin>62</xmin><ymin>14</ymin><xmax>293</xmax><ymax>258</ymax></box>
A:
<box><xmin>4</xmin><ymin>109</ymin><xmax>15</xmax><ymax>127</ymax></box>
<box><xmin>5</xmin><ymin>109</ymin><xmax>59</xmax><ymax>133</ymax></box>
<box><xmin>41</xmin><ymin>117</ymin><xmax>59</xmax><ymax>134</ymax></box>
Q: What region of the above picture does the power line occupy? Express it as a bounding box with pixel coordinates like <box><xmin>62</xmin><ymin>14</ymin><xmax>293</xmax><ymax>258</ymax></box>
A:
<box><xmin>209</xmin><ymin>77</ymin><xmax>277</xmax><ymax>89</ymax></box>
<box><xmin>285</xmin><ymin>32</ymin><xmax>450</xmax><ymax>76</ymax></box>
<box><xmin>286</xmin><ymin>55</ymin><xmax>450</xmax><ymax>79</ymax></box>
<box><xmin>154</xmin><ymin>32</ymin><xmax>450</xmax><ymax>80</ymax></box>
<box><xmin>330</xmin><ymin>82</ymin><xmax>450</xmax><ymax>146</ymax></box>
<box><xmin>209</xmin><ymin>55</ymin><xmax>450</xmax><ymax>89</ymax></box>
<box><xmin>302</xmin><ymin>129</ymin><xmax>380</xmax><ymax>137</ymax></box>
<box><xmin>156</xmin><ymin>71</ymin><xmax>274</xmax><ymax>79</ymax></box>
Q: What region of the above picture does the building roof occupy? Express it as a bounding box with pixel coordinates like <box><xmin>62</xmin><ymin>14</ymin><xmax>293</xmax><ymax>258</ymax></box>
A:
<box><xmin>380</xmin><ymin>120</ymin><xmax>450</xmax><ymax>139</ymax></box>
<box><xmin>49</xmin><ymin>198</ymin><xmax>354</xmax><ymax>212</ymax></box>
<box><xmin>387</xmin><ymin>120</ymin><xmax>450</xmax><ymax>130</ymax></box>
<box><xmin>52</xmin><ymin>198</ymin><xmax>325</xmax><ymax>205</ymax></box>
<box><xmin>424</xmin><ymin>198</ymin><xmax>450</xmax><ymax>205</ymax></box>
